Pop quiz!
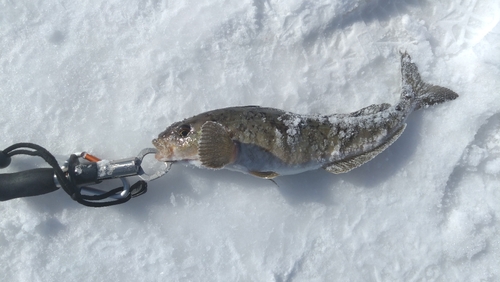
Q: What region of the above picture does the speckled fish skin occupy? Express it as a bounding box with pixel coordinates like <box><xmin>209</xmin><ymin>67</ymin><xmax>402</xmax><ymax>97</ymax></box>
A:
<box><xmin>153</xmin><ymin>52</ymin><xmax>459</xmax><ymax>178</ymax></box>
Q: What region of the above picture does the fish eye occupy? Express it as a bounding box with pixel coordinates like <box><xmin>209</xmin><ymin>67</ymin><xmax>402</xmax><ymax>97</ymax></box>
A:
<box><xmin>178</xmin><ymin>124</ymin><xmax>191</xmax><ymax>137</ymax></box>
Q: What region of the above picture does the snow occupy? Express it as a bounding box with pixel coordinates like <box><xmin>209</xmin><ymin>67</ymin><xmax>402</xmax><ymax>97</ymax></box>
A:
<box><xmin>1</xmin><ymin>0</ymin><xmax>500</xmax><ymax>281</ymax></box>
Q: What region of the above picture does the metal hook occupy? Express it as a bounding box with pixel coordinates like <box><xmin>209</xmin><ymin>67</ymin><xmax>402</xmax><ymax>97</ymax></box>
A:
<box><xmin>135</xmin><ymin>148</ymin><xmax>172</xmax><ymax>181</ymax></box>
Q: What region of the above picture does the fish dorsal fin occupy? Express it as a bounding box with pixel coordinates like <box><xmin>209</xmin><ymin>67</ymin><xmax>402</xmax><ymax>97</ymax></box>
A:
<box><xmin>324</xmin><ymin>124</ymin><xmax>406</xmax><ymax>174</ymax></box>
<box><xmin>199</xmin><ymin>121</ymin><xmax>236</xmax><ymax>169</ymax></box>
<box><xmin>249</xmin><ymin>171</ymin><xmax>279</xmax><ymax>179</ymax></box>
<box><xmin>349</xmin><ymin>103</ymin><xmax>391</xmax><ymax>117</ymax></box>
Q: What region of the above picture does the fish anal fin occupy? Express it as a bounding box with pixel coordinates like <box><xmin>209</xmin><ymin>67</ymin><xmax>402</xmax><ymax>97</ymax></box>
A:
<box><xmin>249</xmin><ymin>171</ymin><xmax>279</xmax><ymax>179</ymax></box>
<box><xmin>199</xmin><ymin>121</ymin><xmax>236</xmax><ymax>169</ymax></box>
<box><xmin>324</xmin><ymin>124</ymin><xmax>406</xmax><ymax>174</ymax></box>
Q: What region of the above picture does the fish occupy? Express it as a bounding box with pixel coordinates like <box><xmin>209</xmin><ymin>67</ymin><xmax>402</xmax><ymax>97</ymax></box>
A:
<box><xmin>152</xmin><ymin>52</ymin><xmax>459</xmax><ymax>179</ymax></box>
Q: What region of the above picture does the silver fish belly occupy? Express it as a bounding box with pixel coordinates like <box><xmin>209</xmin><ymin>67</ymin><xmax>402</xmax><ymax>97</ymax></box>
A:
<box><xmin>153</xmin><ymin>52</ymin><xmax>458</xmax><ymax>179</ymax></box>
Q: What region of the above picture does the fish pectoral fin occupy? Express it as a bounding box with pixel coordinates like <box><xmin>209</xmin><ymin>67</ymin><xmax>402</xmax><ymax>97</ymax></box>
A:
<box><xmin>199</xmin><ymin>121</ymin><xmax>235</xmax><ymax>169</ymax></box>
<box><xmin>249</xmin><ymin>171</ymin><xmax>279</xmax><ymax>179</ymax></box>
<box><xmin>324</xmin><ymin>124</ymin><xmax>406</xmax><ymax>174</ymax></box>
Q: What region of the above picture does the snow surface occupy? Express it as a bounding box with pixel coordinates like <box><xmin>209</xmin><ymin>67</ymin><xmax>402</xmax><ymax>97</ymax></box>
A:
<box><xmin>1</xmin><ymin>0</ymin><xmax>500</xmax><ymax>281</ymax></box>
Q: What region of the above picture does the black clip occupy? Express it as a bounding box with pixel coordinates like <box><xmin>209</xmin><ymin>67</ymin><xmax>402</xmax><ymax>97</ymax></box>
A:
<box><xmin>60</xmin><ymin>148</ymin><xmax>169</xmax><ymax>207</ymax></box>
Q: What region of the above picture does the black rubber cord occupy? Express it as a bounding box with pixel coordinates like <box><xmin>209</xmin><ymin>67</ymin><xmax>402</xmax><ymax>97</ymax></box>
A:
<box><xmin>0</xmin><ymin>150</ymin><xmax>11</xmax><ymax>168</ymax></box>
<box><xmin>3</xmin><ymin>143</ymin><xmax>78</xmax><ymax>199</ymax></box>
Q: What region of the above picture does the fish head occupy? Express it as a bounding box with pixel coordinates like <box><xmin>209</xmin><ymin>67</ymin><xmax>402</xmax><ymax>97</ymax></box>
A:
<box><xmin>153</xmin><ymin>118</ymin><xmax>205</xmax><ymax>162</ymax></box>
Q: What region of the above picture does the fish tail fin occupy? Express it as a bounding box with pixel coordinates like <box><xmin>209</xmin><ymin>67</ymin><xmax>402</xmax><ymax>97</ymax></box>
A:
<box><xmin>399</xmin><ymin>51</ymin><xmax>459</xmax><ymax>111</ymax></box>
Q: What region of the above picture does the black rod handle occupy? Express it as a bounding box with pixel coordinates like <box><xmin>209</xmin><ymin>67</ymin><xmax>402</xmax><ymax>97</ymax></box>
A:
<box><xmin>0</xmin><ymin>168</ymin><xmax>58</xmax><ymax>201</ymax></box>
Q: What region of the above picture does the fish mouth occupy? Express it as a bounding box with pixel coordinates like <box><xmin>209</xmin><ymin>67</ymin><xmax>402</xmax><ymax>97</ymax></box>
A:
<box><xmin>154</xmin><ymin>143</ymin><xmax>174</xmax><ymax>162</ymax></box>
<box><xmin>155</xmin><ymin>153</ymin><xmax>170</xmax><ymax>162</ymax></box>
<box><xmin>154</xmin><ymin>146</ymin><xmax>198</xmax><ymax>163</ymax></box>
<box><xmin>153</xmin><ymin>137</ymin><xmax>178</xmax><ymax>162</ymax></box>
<box><xmin>155</xmin><ymin>148</ymin><xmax>176</xmax><ymax>162</ymax></box>
<box><xmin>153</xmin><ymin>137</ymin><xmax>200</xmax><ymax>162</ymax></box>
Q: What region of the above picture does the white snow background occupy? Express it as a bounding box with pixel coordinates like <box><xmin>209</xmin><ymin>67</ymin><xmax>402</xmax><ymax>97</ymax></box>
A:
<box><xmin>1</xmin><ymin>0</ymin><xmax>500</xmax><ymax>281</ymax></box>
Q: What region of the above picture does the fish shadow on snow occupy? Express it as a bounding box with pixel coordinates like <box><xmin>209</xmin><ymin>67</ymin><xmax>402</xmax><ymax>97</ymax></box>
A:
<box><xmin>113</xmin><ymin>164</ymin><xmax>278</xmax><ymax>219</ymax></box>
